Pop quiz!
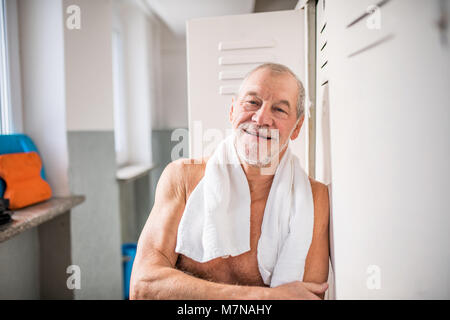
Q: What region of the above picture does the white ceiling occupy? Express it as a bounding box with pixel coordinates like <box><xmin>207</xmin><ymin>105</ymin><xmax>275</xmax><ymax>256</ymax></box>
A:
<box><xmin>145</xmin><ymin>0</ymin><xmax>255</xmax><ymax>36</ymax></box>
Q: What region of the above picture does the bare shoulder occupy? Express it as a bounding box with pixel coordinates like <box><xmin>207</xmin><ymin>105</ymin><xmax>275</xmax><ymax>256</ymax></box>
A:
<box><xmin>134</xmin><ymin>158</ymin><xmax>208</xmax><ymax>266</ymax></box>
<box><xmin>308</xmin><ymin>177</ymin><xmax>329</xmax><ymax>202</ymax></box>
<box><xmin>308</xmin><ymin>177</ymin><xmax>330</xmax><ymax>226</ymax></box>
<box><xmin>168</xmin><ymin>157</ymin><xmax>210</xmax><ymax>197</ymax></box>
<box><xmin>159</xmin><ymin>158</ymin><xmax>208</xmax><ymax>194</ymax></box>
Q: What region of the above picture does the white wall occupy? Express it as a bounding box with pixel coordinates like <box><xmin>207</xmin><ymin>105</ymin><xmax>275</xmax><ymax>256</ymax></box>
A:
<box><xmin>18</xmin><ymin>0</ymin><xmax>70</xmax><ymax>197</ymax></box>
<box><xmin>153</xmin><ymin>22</ymin><xmax>188</xmax><ymax>130</ymax></box>
<box><xmin>64</xmin><ymin>0</ymin><xmax>115</xmax><ymax>131</ymax></box>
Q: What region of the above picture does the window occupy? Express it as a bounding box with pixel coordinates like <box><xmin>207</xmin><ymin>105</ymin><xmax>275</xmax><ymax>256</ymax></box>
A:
<box><xmin>0</xmin><ymin>0</ymin><xmax>12</xmax><ymax>134</ymax></box>
<box><xmin>112</xmin><ymin>30</ymin><xmax>128</xmax><ymax>166</ymax></box>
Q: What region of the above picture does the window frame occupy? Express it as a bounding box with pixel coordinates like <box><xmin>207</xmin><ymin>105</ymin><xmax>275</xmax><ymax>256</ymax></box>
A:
<box><xmin>0</xmin><ymin>0</ymin><xmax>12</xmax><ymax>134</ymax></box>
<box><xmin>112</xmin><ymin>28</ymin><xmax>129</xmax><ymax>167</ymax></box>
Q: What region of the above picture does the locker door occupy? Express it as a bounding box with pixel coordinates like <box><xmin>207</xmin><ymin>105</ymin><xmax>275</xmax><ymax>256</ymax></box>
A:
<box><xmin>323</xmin><ymin>0</ymin><xmax>450</xmax><ymax>299</ymax></box>
<box><xmin>186</xmin><ymin>9</ymin><xmax>308</xmax><ymax>168</ymax></box>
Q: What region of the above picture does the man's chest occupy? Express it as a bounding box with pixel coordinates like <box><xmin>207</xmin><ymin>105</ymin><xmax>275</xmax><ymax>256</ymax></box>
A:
<box><xmin>175</xmin><ymin>199</ymin><xmax>268</xmax><ymax>286</ymax></box>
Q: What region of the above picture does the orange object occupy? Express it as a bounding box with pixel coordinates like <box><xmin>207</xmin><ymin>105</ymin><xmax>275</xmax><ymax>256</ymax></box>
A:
<box><xmin>0</xmin><ymin>152</ymin><xmax>52</xmax><ymax>209</ymax></box>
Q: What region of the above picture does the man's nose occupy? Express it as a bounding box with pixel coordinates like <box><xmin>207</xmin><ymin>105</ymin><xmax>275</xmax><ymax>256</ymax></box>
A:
<box><xmin>251</xmin><ymin>103</ymin><xmax>273</xmax><ymax>126</ymax></box>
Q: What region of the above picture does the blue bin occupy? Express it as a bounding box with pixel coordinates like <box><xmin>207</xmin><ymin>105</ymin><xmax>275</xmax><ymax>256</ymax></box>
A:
<box><xmin>122</xmin><ymin>243</ymin><xmax>137</xmax><ymax>300</ymax></box>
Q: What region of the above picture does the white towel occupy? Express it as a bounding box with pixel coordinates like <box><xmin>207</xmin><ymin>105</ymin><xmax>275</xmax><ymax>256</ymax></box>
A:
<box><xmin>175</xmin><ymin>134</ymin><xmax>314</xmax><ymax>287</ymax></box>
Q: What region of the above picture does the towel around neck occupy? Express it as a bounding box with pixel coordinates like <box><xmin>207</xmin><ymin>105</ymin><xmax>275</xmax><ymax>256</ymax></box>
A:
<box><xmin>175</xmin><ymin>134</ymin><xmax>314</xmax><ymax>287</ymax></box>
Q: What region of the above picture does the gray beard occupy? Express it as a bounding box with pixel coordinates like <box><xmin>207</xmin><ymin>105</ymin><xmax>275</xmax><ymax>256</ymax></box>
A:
<box><xmin>233</xmin><ymin>128</ymin><xmax>291</xmax><ymax>168</ymax></box>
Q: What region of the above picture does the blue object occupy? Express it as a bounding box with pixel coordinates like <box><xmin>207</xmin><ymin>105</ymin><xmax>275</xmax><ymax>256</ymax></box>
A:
<box><xmin>0</xmin><ymin>134</ymin><xmax>47</xmax><ymax>198</ymax></box>
<box><xmin>122</xmin><ymin>243</ymin><xmax>137</xmax><ymax>300</ymax></box>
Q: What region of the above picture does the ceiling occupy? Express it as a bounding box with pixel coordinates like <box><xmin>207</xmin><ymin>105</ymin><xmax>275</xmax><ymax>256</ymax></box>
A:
<box><xmin>145</xmin><ymin>0</ymin><xmax>256</xmax><ymax>36</ymax></box>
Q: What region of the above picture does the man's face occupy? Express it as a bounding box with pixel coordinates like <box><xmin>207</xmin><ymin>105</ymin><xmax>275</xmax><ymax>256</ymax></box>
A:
<box><xmin>229</xmin><ymin>68</ymin><xmax>304</xmax><ymax>167</ymax></box>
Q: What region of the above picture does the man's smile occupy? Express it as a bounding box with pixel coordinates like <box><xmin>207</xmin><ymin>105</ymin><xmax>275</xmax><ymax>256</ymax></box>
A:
<box><xmin>242</xmin><ymin>128</ymin><xmax>273</xmax><ymax>140</ymax></box>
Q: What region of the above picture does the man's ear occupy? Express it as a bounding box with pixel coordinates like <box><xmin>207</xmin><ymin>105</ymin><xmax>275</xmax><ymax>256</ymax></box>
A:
<box><xmin>229</xmin><ymin>97</ymin><xmax>235</xmax><ymax>124</ymax></box>
<box><xmin>290</xmin><ymin>115</ymin><xmax>305</xmax><ymax>140</ymax></box>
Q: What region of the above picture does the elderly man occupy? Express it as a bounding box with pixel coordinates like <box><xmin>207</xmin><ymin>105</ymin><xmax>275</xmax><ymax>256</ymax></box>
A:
<box><xmin>130</xmin><ymin>63</ymin><xmax>330</xmax><ymax>300</ymax></box>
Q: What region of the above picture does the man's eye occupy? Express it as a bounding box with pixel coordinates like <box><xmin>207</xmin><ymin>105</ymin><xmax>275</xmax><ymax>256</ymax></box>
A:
<box><xmin>246</xmin><ymin>100</ymin><xmax>258</xmax><ymax>105</ymax></box>
<box><xmin>275</xmin><ymin>107</ymin><xmax>287</xmax><ymax>113</ymax></box>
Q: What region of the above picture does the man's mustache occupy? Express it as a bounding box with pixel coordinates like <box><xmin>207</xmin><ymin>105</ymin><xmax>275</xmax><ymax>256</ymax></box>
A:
<box><xmin>237</xmin><ymin>123</ymin><xmax>279</xmax><ymax>141</ymax></box>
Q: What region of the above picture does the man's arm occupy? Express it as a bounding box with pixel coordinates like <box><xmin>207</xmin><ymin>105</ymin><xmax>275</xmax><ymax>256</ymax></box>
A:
<box><xmin>130</xmin><ymin>160</ymin><xmax>328</xmax><ymax>300</ymax></box>
<box><xmin>303</xmin><ymin>178</ymin><xmax>331</xmax><ymax>298</ymax></box>
<box><xmin>130</xmin><ymin>160</ymin><xmax>264</xmax><ymax>299</ymax></box>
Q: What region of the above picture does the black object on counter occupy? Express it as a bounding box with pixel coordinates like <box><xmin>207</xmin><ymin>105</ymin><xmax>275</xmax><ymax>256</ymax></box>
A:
<box><xmin>0</xmin><ymin>198</ymin><xmax>12</xmax><ymax>226</ymax></box>
<box><xmin>0</xmin><ymin>198</ymin><xmax>9</xmax><ymax>211</ymax></box>
<box><xmin>0</xmin><ymin>212</ymin><xmax>11</xmax><ymax>225</ymax></box>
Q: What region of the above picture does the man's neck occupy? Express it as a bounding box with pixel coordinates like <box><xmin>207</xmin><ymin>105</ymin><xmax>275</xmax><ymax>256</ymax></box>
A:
<box><xmin>240</xmin><ymin>148</ymin><xmax>288</xmax><ymax>201</ymax></box>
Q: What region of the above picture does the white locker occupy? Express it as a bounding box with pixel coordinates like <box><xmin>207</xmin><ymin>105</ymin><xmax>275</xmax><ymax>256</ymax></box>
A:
<box><xmin>318</xmin><ymin>0</ymin><xmax>450</xmax><ymax>299</ymax></box>
<box><xmin>186</xmin><ymin>9</ymin><xmax>309</xmax><ymax>168</ymax></box>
